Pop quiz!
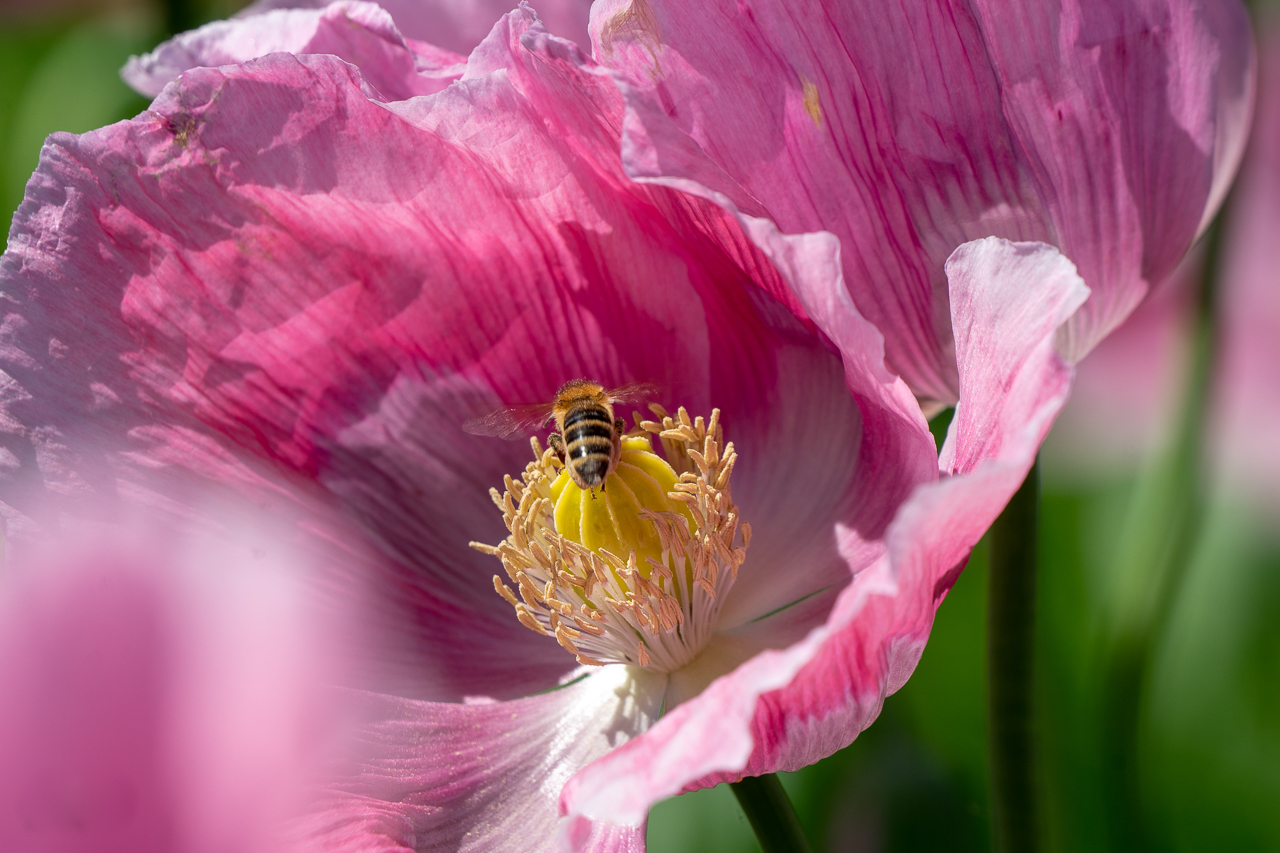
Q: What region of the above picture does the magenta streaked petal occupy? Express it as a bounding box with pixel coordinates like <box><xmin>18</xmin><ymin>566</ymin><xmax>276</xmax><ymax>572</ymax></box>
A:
<box><xmin>313</xmin><ymin>667</ymin><xmax>662</xmax><ymax>852</ymax></box>
<box><xmin>1045</xmin><ymin>17</ymin><xmax>1277</xmax><ymax>501</ymax></box>
<box><xmin>123</xmin><ymin>1</ymin><xmax>465</xmax><ymax>99</ymax></box>
<box><xmin>1192</xmin><ymin>0</ymin><xmax>1257</xmax><ymax>238</ymax></box>
<box><xmin>709</xmin><ymin>218</ymin><xmax>937</xmax><ymax>631</ymax></box>
<box><xmin>978</xmin><ymin>0</ymin><xmax>1253</xmax><ymax>362</ymax></box>
<box><xmin>595</xmin><ymin>0</ymin><xmax>1253</xmax><ymax>402</ymax></box>
<box><xmin>560</xmin><ymin>238</ymin><xmax>1087</xmax><ymax>833</ymax></box>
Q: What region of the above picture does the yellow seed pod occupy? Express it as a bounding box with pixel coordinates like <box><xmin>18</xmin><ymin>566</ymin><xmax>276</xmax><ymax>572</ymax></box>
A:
<box><xmin>550</xmin><ymin>435</ymin><xmax>695</xmax><ymax>577</ymax></box>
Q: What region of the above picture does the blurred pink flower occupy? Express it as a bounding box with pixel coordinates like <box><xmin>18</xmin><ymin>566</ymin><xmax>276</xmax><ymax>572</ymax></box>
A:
<box><xmin>0</xmin><ymin>515</ymin><xmax>346</xmax><ymax>853</ymax></box>
<box><xmin>0</xmin><ymin>5</ymin><xmax>1177</xmax><ymax>851</ymax></box>
<box><xmin>1041</xmin><ymin>255</ymin><xmax>1196</xmax><ymax>481</ymax></box>
<box><xmin>1214</xmin><ymin>18</ymin><xmax>1280</xmax><ymax>507</ymax></box>
<box><xmin>591</xmin><ymin>0</ymin><xmax>1254</xmax><ymax>408</ymax></box>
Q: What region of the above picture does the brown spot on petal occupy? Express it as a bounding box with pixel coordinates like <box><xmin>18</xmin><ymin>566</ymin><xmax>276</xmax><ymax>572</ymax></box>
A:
<box><xmin>167</xmin><ymin>113</ymin><xmax>198</xmax><ymax>148</ymax></box>
<box><xmin>802</xmin><ymin>77</ymin><xmax>822</xmax><ymax>126</ymax></box>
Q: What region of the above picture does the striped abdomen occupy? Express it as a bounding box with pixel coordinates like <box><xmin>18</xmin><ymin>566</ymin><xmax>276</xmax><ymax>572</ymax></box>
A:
<box><xmin>562</xmin><ymin>403</ymin><xmax>616</xmax><ymax>489</ymax></box>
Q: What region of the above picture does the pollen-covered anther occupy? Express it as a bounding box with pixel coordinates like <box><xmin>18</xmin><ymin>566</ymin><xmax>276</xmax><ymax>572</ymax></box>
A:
<box><xmin>469</xmin><ymin>406</ymin><xmax>750</xmax><ymax>672</ymax></box>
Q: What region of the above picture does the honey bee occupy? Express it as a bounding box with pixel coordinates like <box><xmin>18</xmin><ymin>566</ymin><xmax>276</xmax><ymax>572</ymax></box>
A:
<box><xmin>463</xmin><ymin>379</ymin><xmax>658</xmax><ymax>490</ymax></box>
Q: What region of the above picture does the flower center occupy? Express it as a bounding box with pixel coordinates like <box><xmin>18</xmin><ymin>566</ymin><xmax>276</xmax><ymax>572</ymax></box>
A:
<box><xmin>472</xmin><ymin>406</ymin><xmax>750</xmax><ymax>672</ymax></box>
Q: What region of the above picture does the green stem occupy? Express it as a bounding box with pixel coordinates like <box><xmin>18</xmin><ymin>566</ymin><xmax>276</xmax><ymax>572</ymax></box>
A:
<box><xmin>987</xmin><ymin>458</ymin><xmax>1041</xmax><ymax>853</ymax></box>
<box><xmin>729</xmin><ymin>774</ymin><xmax>813</xmax><ymax>853</ymax></box>
<box><xmin>1101</xmin><ymin>210</ymin><xmax>1225</xmax><ymax>851</ymax></box>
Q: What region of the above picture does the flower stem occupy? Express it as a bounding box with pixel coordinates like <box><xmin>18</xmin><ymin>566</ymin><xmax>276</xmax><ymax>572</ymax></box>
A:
<box><xmin>987</xmin><ymin>458</ymin><xmax>1040</xmax><ymax>853</ymax></box>
<box><xmin>729</xmin><ymin>774</ymin><xmax>813</xmax><ymax>853</ymax></box>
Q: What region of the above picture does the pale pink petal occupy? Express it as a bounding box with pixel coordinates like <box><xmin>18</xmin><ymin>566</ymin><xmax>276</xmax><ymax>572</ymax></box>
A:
<box><xmin>309</xmin><ymin>666</ymin><xmax>662</xmax><ymax>852</ymax></box>
<box><xmin>939</xmin><ymin>240</ymin><xmax>1090</xmax><ymax>476</ymax></box>
<box><xmin>561</xmin><ymin>238</ymin><xmax>1087</xmax><ymax>833</ymax></box>
<box><xmin>1045</xmin><ymin>17</ymin><xmax>1280</xmax><ymax>504</ymax></box>
<box><xmin>594</xmin><ymin>0</ymin><xmax>1253</xmax><ymax>402</ymax></box>
<box><xmin>122</xmin><ymin>1</ymin><xmax>466</xmax><ymax>99</ymax></box>
<box><xmin>978</xmin><ymin>0</ymin><xmax>1253</xmax><ymax>362</ymax></box>
<box><xmin>238</xmin><ymin>0</ymin><xmax>594</xmax><ymax>55</ymax></box>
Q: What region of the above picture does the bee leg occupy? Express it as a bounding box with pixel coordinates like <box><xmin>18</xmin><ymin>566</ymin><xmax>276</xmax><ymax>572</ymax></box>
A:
<box><xmin>548</xmin><ymin>432</ymin><xmax>566</xmax><ymax>462</ymax></box>
<box><xmin>614</xmin><ymin>417</ymin><xmax>626</xmax><ymax>438</ymax></box>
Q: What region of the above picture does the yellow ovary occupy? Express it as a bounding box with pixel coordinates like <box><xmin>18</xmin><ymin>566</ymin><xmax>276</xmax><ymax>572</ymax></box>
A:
<box><xmin>551</xmin><ymin>436</ymin><xmax>694</xmax><ymax>580</ymax></box>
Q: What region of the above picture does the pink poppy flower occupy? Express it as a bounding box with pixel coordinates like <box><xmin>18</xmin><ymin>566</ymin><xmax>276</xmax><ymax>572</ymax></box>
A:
<box><xmin>591</xmin><ymin>0</ymin><xmax>1255</xmax><ymax>408</ymax></box>
<box><xmin>0</xmin><ymin>6</ymin><xmax>1117</xmax><ymax>850</ymax></box>
<box><xmin>0</xmin><ymin>514</ymin><xmax>348</xmax><ymax>853</ymax></box>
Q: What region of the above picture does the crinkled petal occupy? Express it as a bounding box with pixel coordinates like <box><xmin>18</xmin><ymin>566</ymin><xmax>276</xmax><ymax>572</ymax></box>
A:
<box><xmin>122</xmin><ymin>0</ymin><xmax>466</xmax><ymax>99</ymax></box>
<box><xmin>308</xmin><ymin>666</ymin><xmax>662</xmax><ymax>852</ymax></box>
<box><xmin>238</xmin><ymin>0</ymin><xmax>594</xmax><ymax>56</ymax></box>
<box><xmin>594</xmin><ymin>0</ymin><xmax>1253</xmax><ymax>401</ymax></box>
<box><xmin>1</xmin><ymin>11</ymin><xmax>918</xmax><ymax>703</ymax></box>
<box><xmin>560</xmin><ymin>238</ymin><xmax>1087</xmax><ymax>832</ymax></box>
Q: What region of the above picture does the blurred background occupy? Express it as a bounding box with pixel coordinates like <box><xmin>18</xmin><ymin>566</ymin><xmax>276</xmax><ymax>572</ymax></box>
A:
<box><xmin>2</xmin><ymin>0</ymin><xmax>1277</xmax><ymax>850</ymax></box>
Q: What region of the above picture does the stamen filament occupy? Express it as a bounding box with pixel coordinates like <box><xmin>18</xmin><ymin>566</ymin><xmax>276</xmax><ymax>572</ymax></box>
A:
<box><xmin>471</xmin><ymin>405</ymin><xmax>749</xmax><ymax>672</ymax></box>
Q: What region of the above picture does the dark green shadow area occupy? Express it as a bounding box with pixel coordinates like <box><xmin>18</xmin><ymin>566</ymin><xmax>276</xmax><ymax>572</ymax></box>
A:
<box><xmin>1</xmin><ymin>0</ymin><xmax>250</xmax><ymax>244</ymax></box>
<box><xmin>1</xmin><ymin>13</ymin><xmax>156</xmax><ymax>236</ymax></box>
<box><xmin>1143</xmin><ymin>501</ymin><xmax>1280</xmax><ymax>853</ymax></box>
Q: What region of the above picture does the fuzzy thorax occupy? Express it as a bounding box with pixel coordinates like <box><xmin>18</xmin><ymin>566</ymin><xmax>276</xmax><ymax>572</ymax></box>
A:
<box><xmin>471</xmin><ymin>406</ymin><xmax>750</xmax><ymax>672</ymax></box>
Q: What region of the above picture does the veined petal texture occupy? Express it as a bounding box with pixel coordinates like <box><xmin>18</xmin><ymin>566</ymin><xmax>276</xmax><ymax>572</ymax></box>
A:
<box><xmin>594</xmin><ymin>0</ymin><xmax>1253</xmax><ymax>405</ymax></box>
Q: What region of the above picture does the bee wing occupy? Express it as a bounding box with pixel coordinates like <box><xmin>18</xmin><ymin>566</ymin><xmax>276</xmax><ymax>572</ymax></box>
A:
<box><xmin>462</xmin><ymin>403</ymin><xmax>556</xmax><ymax>439</ymax></box>
<box><xmin>606</xmin><ymin>382</ymin><xmax>662</xmax><ymax>405</ymax></box>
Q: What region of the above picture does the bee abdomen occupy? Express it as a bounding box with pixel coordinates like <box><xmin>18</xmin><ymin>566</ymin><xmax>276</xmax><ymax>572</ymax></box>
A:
<box><xmin>563</xmin><ymin>406</ymin><xmax>615</xmax><ymax>487</ymax></box>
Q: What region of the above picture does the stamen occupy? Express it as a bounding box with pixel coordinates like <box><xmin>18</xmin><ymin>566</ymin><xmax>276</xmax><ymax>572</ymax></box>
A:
<box><xmin>471</xmin><ymin>405</ymin><xmax>750</xmax><ymax>672</ymax></box>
